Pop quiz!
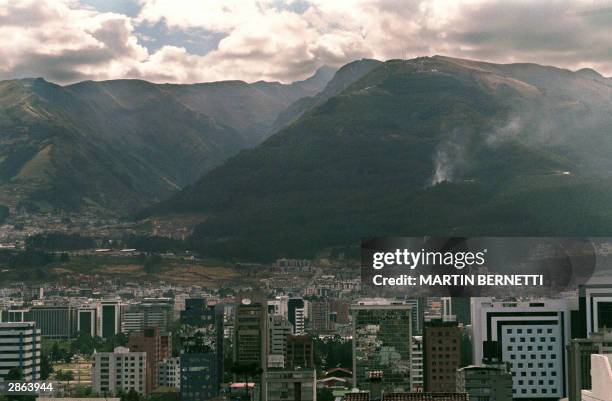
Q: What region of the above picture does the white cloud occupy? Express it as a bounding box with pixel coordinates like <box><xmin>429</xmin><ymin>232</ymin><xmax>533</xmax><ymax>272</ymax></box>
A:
<box><xmin>0</xmin><ymin>0</ymin><xmax>611</xmax><ymax>84</ymax></box>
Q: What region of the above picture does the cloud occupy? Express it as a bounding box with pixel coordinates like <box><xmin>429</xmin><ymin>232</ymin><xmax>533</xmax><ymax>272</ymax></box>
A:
<box><xmin>1</xmin><ymin>0</ymin><xmax>611</xmax><ymax>84</ymax></box>
<box><xmin>0</xmin><ymin>0</ymin><xmax>148</xmax><ymax>82</ymax></box>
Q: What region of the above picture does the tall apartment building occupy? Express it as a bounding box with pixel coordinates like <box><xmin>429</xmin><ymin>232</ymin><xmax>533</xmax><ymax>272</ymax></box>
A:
<box><xmin>567</xmin><ymin>330</ymin><xmax>612</xmax><ymax>401</ymax></box>
<box><xmin>269</xmin><ymin>315</ymin><xmax>292</xmax><ymax>367</ymax></box>
<box><xmin>471</xmin><ymin>298</ymin><xmax>570</xmax><ymax>400</ymax></box>
<box><xmin>288</xmin><ymin>298</ymin><xmax>305</xmax><ymax>335</ymax></box>
<box><xmin>0</xmin><ymin>322</ymin><xmax>41</xmax><ymax>381</ymax></box>
<box><xmin>122</xmin><ymin>299</ymin><xmax>173</xmax><ymax>334</ymax></box>
<box><xmin>456</xmin><ymin>363</ymin><xmax>513</xmax><ymax>401</ymax></box>
<box><xmin>92</xmin><ymin>346</ymin><xmax>147</xmax><ymax>396</ymax></box>
<box><xmin>351</xmin><ymin>303</ymin><xmax>412</xmax><ymax>394</ymax></box>
<box><xmin>128</xmin><ymin>327</ymin><xmax>170</xmax><ymax>395</ymax></box>
<box><xmin>310</xmin><ymin>300</ymin><xmax>331</xmax><ymax>333</ymax></box>
<box><xmin>410</xmin><ymin>336</ymin><xmax>423</xmax><ymax>392</ymax></box>
<box><xmin>264</xmin><ymin>368</ymin><xmax>317</xmax><ymax>401</ymax></box>
<box><xmin>286</xmin><ymin>335</ymin><xmax>314</xmax><ymax>369</ymax></box>
<box><xmin>269</xmin><ymin>315</ymin><xmax>292</xmax><ymax>354</ymax></box>
<box><xmin>404</xmin><ymin>299</ymin><xmax>422</xmax><ymax>336</ymax></box>
<box><xmin>423</xmin><ymin>320</ymin><xmax>462</xmax><ymax>392</ymax></box>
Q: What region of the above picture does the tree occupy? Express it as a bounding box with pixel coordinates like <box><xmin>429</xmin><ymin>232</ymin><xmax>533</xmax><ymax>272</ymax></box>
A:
<box><xmin>6</xmin><ymin>367</ymin><xmax>23</xmax><ymax>380</ymax></box>
<box><xmin>121</xmin><ymin>389</ymin><xmax>142</xmax><ymax>401</ymax></box>
<box><xmin>73</xmin><ymin>385</ymin><xmax>93</xmax><ymax>397</ymax></box>
<box><xmin>56</xmin><ymin>369</ymin><xmax>75</xmax><ymax>381</ymax></box>
<box><xmin>143</xmin><ymin>254</ymin><xmax>163</xmax><ymax>274</ymax></box>
<box><xmin>317</xmin><ymin>388</ymin><xmax>334</xmax><ymax>401</ymax></box>
<box><xmin>40</xmin><ymin>352</ymin><xmax>53</xmax><ymax>379</ymax></box>
<box><xmin>51</xmin><ymin>341</ymin><xmax>62</xmax><ymax>361</ymax></box>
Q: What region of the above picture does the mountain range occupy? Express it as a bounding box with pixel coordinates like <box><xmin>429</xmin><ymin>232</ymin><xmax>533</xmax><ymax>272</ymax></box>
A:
<box><xmin>0</xmin><ymin>66</ymin><xmax>335</xmax><ymax>214</ymax></box>
<box><xmin>5</xmin><ymin>55</ymin><xmax>612</xmax><ymax>261</ymax></box>
<box><xmin>148</xmin><ymin>56</ymin><xmax>612</xmax><ymax>260</ymax></box>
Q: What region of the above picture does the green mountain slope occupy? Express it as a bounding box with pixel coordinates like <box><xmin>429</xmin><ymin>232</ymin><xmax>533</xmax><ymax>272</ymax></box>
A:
<box><xmin>271</xmin><ymin>60</ymin><xmax>381</xmax><ymax>132</ymax></box>
<box><xmin>150</xmin><ymin>56</ymin><xmax>612</xmax><ymax>260</ymax></box>
<box><xmin>0</xmin><ymin>69</ymin><xmax>334</xmax><ymax>215</ymax></box>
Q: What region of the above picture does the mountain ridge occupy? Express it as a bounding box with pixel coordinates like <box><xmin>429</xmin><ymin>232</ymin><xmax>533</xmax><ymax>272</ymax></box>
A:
<box><xmin>147</xmin><ymin>56</ymin><xmax>612</xmax><ymax>260</ymax></box>
<box><xmin>0</xmin><ymin>68</ymin><xmax>336</xmax><ymax>215</ymax></box>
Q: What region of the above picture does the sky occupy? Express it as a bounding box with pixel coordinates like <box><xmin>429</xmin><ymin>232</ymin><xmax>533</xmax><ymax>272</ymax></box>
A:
<box><xmin>1</xmin><ymin>0</ymin><xmax>611</xmax><ymax>84</ymax></box>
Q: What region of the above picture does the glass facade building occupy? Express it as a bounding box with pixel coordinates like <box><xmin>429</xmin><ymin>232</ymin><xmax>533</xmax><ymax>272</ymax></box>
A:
<box><xmin>351</xmin><ymin>304</ymin><xmax>412</xmax><ymax>393</ymax></box>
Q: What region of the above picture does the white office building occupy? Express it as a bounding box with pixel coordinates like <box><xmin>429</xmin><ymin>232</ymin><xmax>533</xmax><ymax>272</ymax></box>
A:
<box><xmin>92</xmin><ymin>346</ymin><xmax>147</xmax><ymax>396</ymax></box>
<box><xmin>0</xmin><ymin>322</ymin><xmax>41</xmax><ymax>381</ymax></box>
<box><xmin>471</xmin><ymin>298</ymin><xmax>570</xmax><ymax>399</ymax></box>
<box><xmin>269</xmin><ymin>315</ymin><xmax>292</xmax><ymax>368</ymax></box>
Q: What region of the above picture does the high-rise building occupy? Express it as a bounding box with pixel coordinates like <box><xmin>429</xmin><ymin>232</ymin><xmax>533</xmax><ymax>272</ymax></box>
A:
<box><xmin>471</xmin><ymin>298</ymin><xmax>570</xmax><ymax>400</ymax></box>
<box><xmin>310</xmin><ymin>301</ymin><xmax>331</xmax><ymax>333</ymax></box>
<box><xmin>269</xmin><ymin>315</ymin><xmax>292</xmax><ymax>367</ymax></box>
<box><xmin>99</xmin><ymin>300</ymin><xmax>122</xmax><ymax>339</ymax></box>
<box><xmin>423</xmin><ymin>320</ymin><xmax>462</xmax><ymax>392</ymax></box>
<box><xmin>0</xmin><ymin>322</ymin><xmax>41</xmax><ymax>381</ymax></box>
<box><xmin>122</xmin><ymin>299</ymin><xmax>173</xmax><ymax>334</ymax></box>
<box><xmin>288</xmin><ymin>298</ymin><xmax>305</xmax><ymax>335</ymax></box>
<box><xmin>128</xmin><ymin>327</ymin><xmax>170</xmax><ymax>395</ymax></box>
<box><xmin>27</xmin><ymin>305</ymin><xmax>79</xmax><ymax>339</ymax></box>
<box><xmin>286</xmin><ymin>335</ymin><xmax>314</xmax><ymax>369</ymax></box>
<box><xmin>410</xmin><ymin>336</ymin><xmax>423</xmax><ymax>392</ymax></box>
<box><xmin>180</xmin><ymin>353</ymin><xmax>220</xmax><ymax>401</ymax></box>
<box><xmin>234</xmin><ymin>300</ymin><xmax>268</xmax><ymax>369</ymax></box>
<box><xmin>567</xmin><ymin>330</ymin><xmax>612</xmax><ymax>401</ymax></box>
<box><xmin>180</xmin><ymin>300</ymin><xmax>224</xmax><ymax>401</ymax></box>
<box><xmin>456</xmin><ymin>363</ymin><xmax>513</xmax><ymax>401</ymax></box>
<box><xmin>404</xmin><ymin>299</ymin><xmax>422</xmax><ymax>336</ymax></box>
<box><xmin>329</xmin><ymin>299</ymin><xmax>351</xmax><ymax>325</ymax></box>
<box><xmin>234</xmin><ymin>299</ymin><xmax>268</xmax><ymax>401</ymax></box>
<box><xmin>441</xmin><ymin>298</ymin><xmax>454</xmax><ymax>322</ymax></box>
<box><xmin>92</xmin><ymin>346</ymin><xmax>147</xmax><ymax>396</ymax></box>
<box><xmin>78</xmin><ymin>304</ymin><xmax>97</xmax><ymax>336</ymax></box>
<box><xmin>351</xmin><ymin>303</ymin><xmax>412</xmax><ymax>394</ymax></box>
<box><xmin>264</xmin><ymin>368</ymin><xmax>317</xmax><ymax>401</ymax></box>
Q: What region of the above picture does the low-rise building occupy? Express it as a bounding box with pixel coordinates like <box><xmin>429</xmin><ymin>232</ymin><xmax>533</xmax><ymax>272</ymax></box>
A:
<box><xmin>158</xmin><ymin>357</ymin><xmax>181</xmax><ymax>389</ymax></box>
<box><xmin>456</xmin><ymin>362</ymin><xmax>513</xmax><ymax>401</ymax></box>
<box><xmin>265</xmin><ymin>368</ymin><xmax>317</xmax><ymax>401</ymax></box>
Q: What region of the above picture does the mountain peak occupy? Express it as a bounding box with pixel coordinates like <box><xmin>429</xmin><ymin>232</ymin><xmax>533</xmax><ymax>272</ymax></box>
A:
<box><xmin>576</xmin><ymin>67</ymin><xmax>604</xmax><ymax>80</ymax></box>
